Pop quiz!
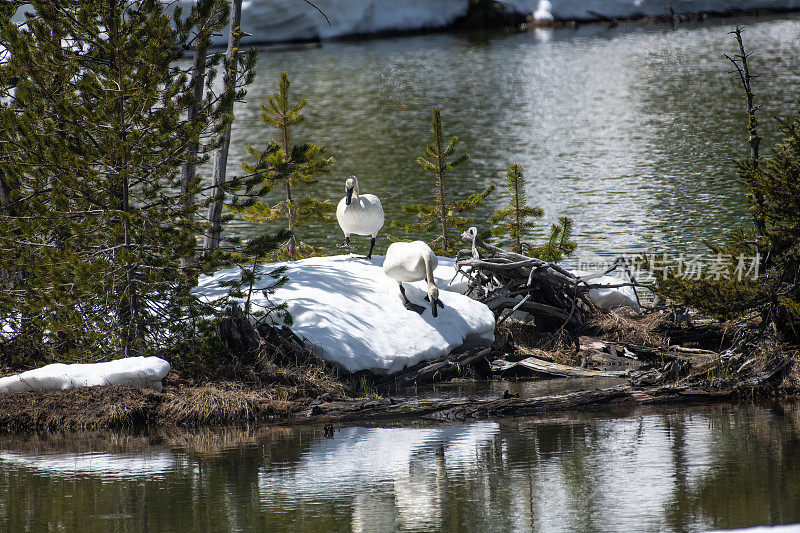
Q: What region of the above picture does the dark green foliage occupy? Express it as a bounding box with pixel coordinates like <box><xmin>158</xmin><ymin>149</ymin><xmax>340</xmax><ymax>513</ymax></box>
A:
<box><xmin>656</xmin><ymin>29</ymin><xmax>800</xmax><ymax>340</ymax></box>
<box><xmin>0</xmin><ymin>0</ymin><xmax>253</xmax><ymax>364</ymax></box>
<box><xmin>654</xmin><ymin>233</ymin><xmax>771</xmax><ymax>321</ymax></box>
<box><xmin>489</xmin><ymin>164</ymin><xmax>575</xmax><ymax>261</ymax></box>
<box><xmin>530</xmin><ymin>216</ymin><xmax>577</xmax><ymax>263</ymax></box>
<box><xmin>489</xmin><ymin>164</ymin><xmax>543</xmax><ymax>253</ymax></box>
<box><xmin>394</xmin><ymin>106</ymin><xmax>495</xmax><ymax>255</ymax></box>
<box><xmin>238</xmin><ymin>72</ymin><xmax>334</xmax><ymax>261</ymax></box>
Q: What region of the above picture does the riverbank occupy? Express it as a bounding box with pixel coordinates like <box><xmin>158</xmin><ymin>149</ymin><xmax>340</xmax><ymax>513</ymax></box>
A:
<box><xmin>1</xmin><ymin>314</ymin><xmax>795</xmax><ymax>432</ymax></box>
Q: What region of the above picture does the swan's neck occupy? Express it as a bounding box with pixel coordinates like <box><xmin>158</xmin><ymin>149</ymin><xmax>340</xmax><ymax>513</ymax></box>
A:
<box><xmin>352</xmin><ymin>181</ymin><xmax>360</xmax><ymax>199</ymax></box>
<box><xmin>422</xmin><ymin>253</ymin><xmax>436</xmax><ymax>289</ymax></box>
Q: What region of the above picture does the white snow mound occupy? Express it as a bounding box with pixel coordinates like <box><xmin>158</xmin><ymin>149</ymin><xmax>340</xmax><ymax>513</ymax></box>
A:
<box><xmin>573</xmin><ymin>271</ymin><xmax>641</xmax><ymax>312</ymax></box>
<box><xmin>0</xmin><ymin>357</ymin><xmax>171</xmax><ymax>393</ymax></box>
<box><xmin>195</xmin><ymin>255</ymin><xmax>495</xmax><ymax>374</ymax></box>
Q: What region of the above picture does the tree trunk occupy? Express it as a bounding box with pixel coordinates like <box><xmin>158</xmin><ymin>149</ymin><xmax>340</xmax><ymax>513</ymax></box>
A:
<box><xmin>204</xmin><ymin>0</ymin><xmax>243</xmax><ymax>255</ymax></box>
<box><xmin>181</xmin><ymin>0</ymin><xmax>212</xmax><ymax>266</ymax></box>
<box><xmin>0</xmin><ymin>169</ymin><xmax>10</xmax><ymax>207</ymax></box>
<box><xmin>438</xmin><ymin>166</ymin><xmax>448</xmax><ymax>252</ymax></box>
<box><xmin>728</xmin><ymin>28</ymin><xmax>766</xmax><ymax>247</ymax></box>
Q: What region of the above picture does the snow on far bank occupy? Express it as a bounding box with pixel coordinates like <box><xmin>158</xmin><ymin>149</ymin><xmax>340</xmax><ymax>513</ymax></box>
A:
<box><xmin>506</xmin><ymin>0</ymin><xmax>800</xmax><ymax>21</ymax></box>
<box><xmin>183</xmin><ymin>0</ymin><xmax>800</xmax><ymax>43</ymax></box>
<box><xmin>195</xmin><ymin>254</ymin><xmax>494</xmax><ymax>374</ymax></box>
<box><xmin>0</xmin><ymin>357</ymin><xmax>171</xmax><ymax>393</ymax></box>
<box><xmin>204</xmin><ymin>0</ymin><xmax>468</xmax><ymax>43</ymax></box>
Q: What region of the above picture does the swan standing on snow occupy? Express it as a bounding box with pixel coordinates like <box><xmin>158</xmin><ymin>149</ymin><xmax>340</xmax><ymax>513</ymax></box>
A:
<box><xmin>383</xmin><ymin>241</ymin><xmax>445</xmax><ymax>318</ymax></box>
<box><xmin>336</xmin><ymin>175</ymin><xmax>384</xmax><ymax>260</ymax></box>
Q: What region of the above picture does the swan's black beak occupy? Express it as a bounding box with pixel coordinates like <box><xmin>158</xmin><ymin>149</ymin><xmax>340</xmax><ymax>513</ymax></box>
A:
<box><xmin>346</xmin><ymin>187</ymin><xmax>354</xmax><ymax>206</ymax></box>
<box><xmin>431</xmin><ymin>298</ymin><xmax>444</xmax><ymax>318</ymax></box>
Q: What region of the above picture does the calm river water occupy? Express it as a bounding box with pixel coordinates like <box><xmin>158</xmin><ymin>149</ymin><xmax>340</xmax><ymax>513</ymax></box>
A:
<box><xmin>3</xmin><ymin>14</ymin><xmax>800</xmax><ymax>533</ymax></box>
<box><xmin>219</xmin><ymin>13</ymin><xmax>800</xmax><ymax>264</ymax></box>
<box><xmin>3</xmin><ymin>402</ymin><xmax>800</xmax><ymax>532</ymax></box>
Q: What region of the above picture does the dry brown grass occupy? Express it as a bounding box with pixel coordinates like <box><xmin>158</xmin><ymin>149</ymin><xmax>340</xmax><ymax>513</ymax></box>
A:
<box><xmin>160</xmin><ymin>383</ymin><xmax>298</xmax><ymax>426</ymax></box>
<box><xmin>589</xmin><ymin>309</ymin><xmax>669</xmax><ymax>347</ymax></box>
<box><xmin>0</xmin><ymin>386</ymin><xmax>162</xmax><ymax>431</ymax></box>
<box><xmin>497</xmin><ymin>321</ymin><xmax>581</xmax><ymax>366</ymax></box>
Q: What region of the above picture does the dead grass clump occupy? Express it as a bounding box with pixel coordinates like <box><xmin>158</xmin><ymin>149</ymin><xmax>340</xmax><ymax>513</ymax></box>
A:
<box><xmin>0</xmin><ymin>386</ymin><xmax>162</xmax><ymax>431</ymax></box>
<box><xmin>498</xmin><ymin>321</ymin><xmax>574</xmax><ymax>354</ymax></box>
<box><xmin>160</xmin><ymin>384</ymin><xmax>296</xmax><ymax>426</ymax></box>
<box><xmin>213</xmin><ymin>308</ymin><xmax>351</xmax><ymax>400</ymax></box>
<box><xmin>590</xmin><ymin>309</ymin><xmax>668</xmax><ymax>347</ymax></box>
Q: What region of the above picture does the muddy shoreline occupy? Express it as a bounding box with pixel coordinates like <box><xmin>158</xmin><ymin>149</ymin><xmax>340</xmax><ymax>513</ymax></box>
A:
<box><xmin>0</xmin><ymin>379</ymin><xmax>738</xmax><ymax>432</ymax></box>
<box><xmin>1</xmin><ymin>312</ymin><xmax>796</xmax><ymax>433</ymax></box>
<box><xmin>0</xmin><ymin>362</ymin><xmax>792</xmax><ymax>433</ymax></box>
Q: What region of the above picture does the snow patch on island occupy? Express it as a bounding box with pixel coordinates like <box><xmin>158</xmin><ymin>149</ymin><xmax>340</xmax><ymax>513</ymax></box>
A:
<box><xmin>575</xmin><ymin>272</ymin><xmax>641</xmax><ymax>313</ymax></box>
<box><xmin>0</xmin><ymin>356</ymin><xmax>171</xmax><ymax>393</ymax></box>
<box><xmin>195</xmin><ymin>254</ymin><xmax>495</xmax><ymax>374</ymax></box>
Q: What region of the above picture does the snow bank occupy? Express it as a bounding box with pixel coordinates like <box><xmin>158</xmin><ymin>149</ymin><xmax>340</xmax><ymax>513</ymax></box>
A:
<box><xmin>200</xmin><ymin>0</ymin><xmax>468</xmax><ymax>43</ymax></box>
<box><xmin>574</xmin><ymin>271</ymin><xmax>641</xmax><ymax>312</ymax></box>
<box><xmin>0</xmin><ymin>356</ymin><xmax>171</xmax><ymax>393</ymax></box>
<box><xmin>195</xmin><ymin>255</ymin><xmax>495</xmax><ymax>374</ymax></box>
<box><xmin>185</xmin><ymin>0</ymin><xmax>800</xmax><ymax>43</ymax></box>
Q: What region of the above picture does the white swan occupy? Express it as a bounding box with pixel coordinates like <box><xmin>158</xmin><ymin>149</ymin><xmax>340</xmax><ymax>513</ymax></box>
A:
<box><xmin>383</xmin><ymin>241</ymin><xmax>444</xmax><ymax>318</ymax></box>
<box><xmin>336</xmin><ymin>175</ymin><xmax>384</xmax><ymax>260</ymax></box>
<box><xmin>533</xmin><ymin>0</ymin><xmax>554</xmax><ymax>22</ymax></box>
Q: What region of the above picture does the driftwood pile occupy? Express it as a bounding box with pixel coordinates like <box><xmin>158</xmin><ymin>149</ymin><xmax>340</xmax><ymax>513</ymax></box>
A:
<box><xmin>452</xmin><ymin>227</ymin><xmax>639</xmax><ymax>344</ymax></box>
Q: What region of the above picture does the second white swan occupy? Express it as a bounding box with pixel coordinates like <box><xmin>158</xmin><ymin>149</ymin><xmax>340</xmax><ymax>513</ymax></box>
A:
<box><xmin>383</xmin><ymin>241</ymin><xmax>444</xmax><ymax>318</ymax></box>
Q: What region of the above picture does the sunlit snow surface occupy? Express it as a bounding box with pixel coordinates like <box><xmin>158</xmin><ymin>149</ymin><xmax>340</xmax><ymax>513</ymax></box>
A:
<box><xmin>0</xmin><ymin>356</ymin><xmax>171</xmax><ymax>393</ymax></box>
<box><xmin>196</xmin><ymin>255</ymin><xmax>639</xmax><ymax>373</ymax></box>
<box><xmin>195</xmin><ymin>254</ymin><xmax>494</xmax><ymax>374</ymax></box>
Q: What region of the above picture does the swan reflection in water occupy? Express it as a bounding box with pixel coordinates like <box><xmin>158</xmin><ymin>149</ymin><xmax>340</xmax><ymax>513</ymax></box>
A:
<box><xmin>258</xmin><ymin>422</ymin><xmax>500</xmax><ymax>531</ymax></box>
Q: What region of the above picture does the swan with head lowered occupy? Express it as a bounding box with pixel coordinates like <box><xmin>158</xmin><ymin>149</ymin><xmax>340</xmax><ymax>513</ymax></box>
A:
<box><xmin>336</xmin><ymin>175</ymin><xmax>384</xmax><ymax>260</ymax></box>
<box><xmin>383</xmin><ymin>241</ymin><xmax>445</xmax><ymax>318</ymax></box>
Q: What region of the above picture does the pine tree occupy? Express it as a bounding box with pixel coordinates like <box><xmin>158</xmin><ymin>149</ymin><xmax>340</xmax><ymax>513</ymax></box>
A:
<box><xmin>0</xmin><ymin>0</ymin><xmax>252</xmax><ymax>363</ymax></box>
<box><xmin>238</xmin><ymin>72</ymin><xmax>334</xmax><ymax>261</ymax></box>
<box><xmin>489</xmin><ymin>164</ymin><xmax>543</xmax><ymax>253</ymax></box>
<box><xmin>394</xmin><ymin>107</ymin><xmax>495</xmax><ymax>255</ymax></box>
<box><xmin>656</xmin><ymin>27</ymin><xmax>800</xmax><ymax>341</ymax></box>
<box><xmin>489</xmin><ymin>164</ymin><xmax>575</xmax><ymax>261</ymax></box>
<box><xmin>215</xmin><ymin>229</ymin><xmax>293</xmax><ymax>322</ymax></box>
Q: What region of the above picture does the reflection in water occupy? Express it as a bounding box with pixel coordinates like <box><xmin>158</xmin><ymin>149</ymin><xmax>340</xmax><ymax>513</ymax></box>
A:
<box><xmin>0</xmin><ymin>450</ymin><xmax>178</xmax><ymax>479</ymax></box>
<box><xmin>258</xmin><ymin>423</ymin><xmax>499</xmax><ymax>531</ymax></box>
<box><xmin>213</xmin><ymin>15</ymin><xmax>800</xmax><ymax>262</ymax></box>
<box><xmin>2</xmin><ymin>404</ymin><xmax>800</xmax><ymax>531</ymax></box>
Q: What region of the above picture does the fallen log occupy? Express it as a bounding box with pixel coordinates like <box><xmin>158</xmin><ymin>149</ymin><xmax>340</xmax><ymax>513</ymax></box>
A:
<box><xmin>294</xmin><ymin>383</ymin><xmax>738</xmax><ymax>425</ymax></box>
<box><xmin>491</xmin><ymin>356</ymin><xmax>630</xmax><ymax>378</ymax></box>
<box><xmin>378</xmin><ymin>347</ymin><xmax>494</xmax><ymax>391</ymax></box>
